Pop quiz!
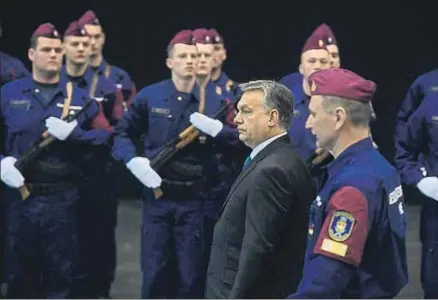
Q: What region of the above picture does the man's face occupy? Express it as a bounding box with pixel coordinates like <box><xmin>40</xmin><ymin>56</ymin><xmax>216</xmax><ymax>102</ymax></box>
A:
<box><xmin>299</xmin><ymin>49</ymin><xmax>331</xmax><ymax>79</ymax></box>
<box><xmin>212</xmin><ymin>43</ymin><xmax>226</xmax><ymax>68</ymax></box>
<box><xmin>234</xmin><ymin>89</ymin><xmax>274</xmax><ymax>148</ymax></box>
<box><xmin>84</xmin><ymin>24</ymin><xmax>104</xmax><ymax>56</ymax></box>
<box><xmin>305</xmin><ymin>95</ymin><xmax>338</xmax><ymax>150</ymax></box>
<box><xmin>195</xmin><ymin>43</ymin><xmax>214</xmax><ymax>76</ymax></box>
<box><xmin>327</xmin><ymin>44</ymin><xmax>340</xmax><ymax>68</ymax></box>
<box><xmin>63</xmin><ymin>35</ymin><xmax>91</xmax><ymax>64</ymax></box>
<box><xmin>166</xmin><ymin>43</ymin><xmax>198</xmax><ymax>79</ymax></box>
<box><xmin>28</xmin><ymin>37</ymin><xmax>63</xmax><ymax>74</ymax></box>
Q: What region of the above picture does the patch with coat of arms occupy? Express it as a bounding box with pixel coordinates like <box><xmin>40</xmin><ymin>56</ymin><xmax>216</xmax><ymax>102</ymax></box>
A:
<box><xmin>328</xmin><ymin>211</ymin><xmax>355</xmax><ymax>242</ymax></box>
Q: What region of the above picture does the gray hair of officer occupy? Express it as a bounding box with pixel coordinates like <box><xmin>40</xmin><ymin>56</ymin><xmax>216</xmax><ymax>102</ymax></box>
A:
<box><xmin>238</xmin><ymin>80</ymin><xmax>294</xmax><ymax>130</ymax></box>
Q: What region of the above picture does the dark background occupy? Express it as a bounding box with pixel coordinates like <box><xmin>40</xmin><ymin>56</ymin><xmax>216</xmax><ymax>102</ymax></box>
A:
<box><xmin>1</xmin><ymin>1</ymin><xmax>435</xmax><ymax>164</ymax></box>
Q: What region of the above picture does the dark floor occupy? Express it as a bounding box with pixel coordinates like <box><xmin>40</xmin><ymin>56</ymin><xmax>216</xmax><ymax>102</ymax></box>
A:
<box><xmin>110</xmin><ymin>200</ymin><xmax>423</xmax><ymax>298</ymax></box>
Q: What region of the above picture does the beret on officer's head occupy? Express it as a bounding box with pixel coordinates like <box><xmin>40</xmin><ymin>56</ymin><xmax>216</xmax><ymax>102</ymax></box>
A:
<box><xmin>208</xmin><ymin>28</ymin><xmax>224</xmax><ymax>44</ymax></box>
<box><xmin>64</xmin><ymin>21</ymin><xmax>88</xmax><ymax>37</ymax></box>
<box><xmin>168</xmin><ymin>29</ymin><xmax>194</xmax><ymax>46</ymax></box>
<box><xmin>317</xmin><ymin>23</ymin><xmax>337</xmax><ymax>45</ymax></box>
<box><xmin>32</xmin><ymin>23</ymin><xmax>60</xmax><ymax>39</ymax></box>
<box><xmin>308</xmin><ymin>68</ymin><xmax>376</xmax><ymax>102</ymax></box>
<box><xmin>78</xmin><ymin>10</ymin><xmax>100</xmax><ymax>26</ymax></box>
<box><xmin>192</xmin><ymin>28</ymin><xmax>211</xmax><ymax>44</ymax></box>
<box><xmin>302</xmin><ymin>25</ymin><xmax>329</xmax><ymax>53</ymax></box>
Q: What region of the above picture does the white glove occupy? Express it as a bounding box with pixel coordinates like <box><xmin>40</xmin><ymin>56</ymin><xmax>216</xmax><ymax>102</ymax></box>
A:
<box><xmin>190</xmin><ymin>112</ymin><xmax>223</xmax><ymax>137</ymax></box>
<box><xmin>417</xmin><ymin>177</ymin><xmax>438</xmax><ymax>201</ymax></box>
<box><xmin>126</xmin><ymin>157</ymin><xmax>162</xmax><ymax>188</ymax></box>
<box><xmin>0</xmin><ymin>156</ymin><xmax>25</xmax><ymax>188</ymax></box>
<box><xmin>45</xmin><ymin>117</ymin><xmax>78</xmax><ymax>141</ymax></box>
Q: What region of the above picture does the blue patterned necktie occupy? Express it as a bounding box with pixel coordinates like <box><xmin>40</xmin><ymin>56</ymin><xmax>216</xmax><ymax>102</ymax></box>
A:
<box><xmin>242</xmin><ymin>155</ymin><xmax>252</xmax><ymax>170</ymax></box>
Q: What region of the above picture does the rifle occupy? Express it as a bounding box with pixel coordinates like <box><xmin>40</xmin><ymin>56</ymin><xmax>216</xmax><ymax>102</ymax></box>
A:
<box><xmin>15</xmin><ymin>96</ymin><xmax>102</xmax><ymax>200</ymax></box>
<box><xmin>150</xmin><ymin>97</ymin><xmax>235</xmax><ymax>199</ymax></box>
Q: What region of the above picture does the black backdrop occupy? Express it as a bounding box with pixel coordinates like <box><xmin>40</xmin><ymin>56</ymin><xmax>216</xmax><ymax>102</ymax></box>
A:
<box><xmin>1</xmin><ymin>0</ymin><xmax>435</xmax><ymax>165</ymax></box>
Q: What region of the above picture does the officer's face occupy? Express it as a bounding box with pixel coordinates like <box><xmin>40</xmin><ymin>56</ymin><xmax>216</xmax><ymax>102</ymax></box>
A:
<box><xmin>28</xmin><ymin>37</ymin><xmax>63</xmax><ymax>74</ymax></box>
<box><xmin>63</xmin><ymin>36</ymin><xmax>91</xmax><ymax>64</ymax></box>
<box><xmin>166</xmin><ymin>43</ymin><xmax>198</xmax><ymax>79</ymax></box>
<box><xmin>84</xmin><ymin>24</ymin><xmax>105</xmax><ymax>56</ymax></box>
<box><xmin>195</xmin><ymin>43</ymin><xmax>214</xmax><ymax>77</ymax></box>
<box><xmin>306</xmin><ymin>95</ymin><xmax>340</xmax><ymax>150</ymax></box>
<box><xmin>234</xmin><ymin>89</ymin><xmax>277</xmax><ymax>148</ymax></box>
<box><xmin>327</xmin><ymin>44</ymin><xmax>340</xmax><ymax>68</ymax></box>
<box><xmin>212</xmin><ymin>43</ymin><xmax>226</xmax><ymax>68</ymax></box>
<box><xmin>299</xmin><ymin>49</ymin><xmax>331</xmax><ymax>80</ymax></box>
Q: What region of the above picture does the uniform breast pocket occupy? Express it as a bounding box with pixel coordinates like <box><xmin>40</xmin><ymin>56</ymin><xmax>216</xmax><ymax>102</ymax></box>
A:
<box><xmin>4</xmin><ymin>109</ymin><xmax>42</xmax><ymax>155</ymax></box>
<box><xmin>147</xmin><ymin>113</ymin><xmax>173</xmax><ymax>146</ymax></box>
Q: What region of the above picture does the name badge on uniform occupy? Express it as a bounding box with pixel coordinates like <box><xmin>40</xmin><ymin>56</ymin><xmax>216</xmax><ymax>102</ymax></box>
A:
<box><xmin>293</xmin><ymin>110</ymin><xmax>300</xmax><ymax>117</ymax></box>
<box><xmin>429</xmin><ymin>86</ymin><xmax>438</xmax><ymax>92</ymax></box>
<box><xmin>10</xmin><ymin>99</ymin><xmax>31</xmax><ymax>110</ymax></box>
<box><xmin>431</xmin><ymin>115</ymin><xmax>438</xmax><ymax>123</ymax></box>
<box><xmin>151</xmin><ymin>107</ymin><xmax>171</xmax><ymax>115</ymax></box>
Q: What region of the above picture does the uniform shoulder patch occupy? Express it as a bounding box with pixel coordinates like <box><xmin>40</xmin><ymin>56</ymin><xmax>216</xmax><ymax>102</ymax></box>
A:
<box><xmin>328</xmin><ymin>211</ymin><xmax>355</xmax><ymax>242</ymax></box>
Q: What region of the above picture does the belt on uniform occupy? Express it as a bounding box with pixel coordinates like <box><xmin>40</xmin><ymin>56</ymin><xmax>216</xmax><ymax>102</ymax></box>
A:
<box><xmin>26</xmin><ymin>182</ymin><xmax>76</xmax><ymax>196</ymax></box>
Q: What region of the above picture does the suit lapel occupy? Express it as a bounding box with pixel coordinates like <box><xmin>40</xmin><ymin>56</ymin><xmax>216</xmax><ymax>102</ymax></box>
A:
<box><xmin>216</xmin><ymin>135</ymin><xmax>290</xmax><ymax>221</ymax></box>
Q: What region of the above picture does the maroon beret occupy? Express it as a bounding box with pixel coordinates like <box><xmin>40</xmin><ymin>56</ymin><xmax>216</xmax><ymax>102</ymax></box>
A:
<box><xmin>302</xmin><ymin>25</ymin><xmax>328</xmax><ymax>53</ymax></box>
<box><xmin>318</xmin><ymin>23</ymin><xmax>337</xmax><ymax>45</ymax></box>
<box><xmin>78</xmin><ymin>10</ymin><xmax>100</xmax><ymax>26</ymax></box>
<box><xmin>31</xmin><ymin>23</ymin><xmax>60</xmax><ymax>39</ymax></box>
<box><xmin>64</xmin><ymin>21</ymin><xmax>88</xmax><ymax>37</ymax></box>
<box><xmin>168</xmin><ymin>29</ymin><xmax>194</xmax><ymax>46</ymax></box>
<box><xmin>192</xmin><ymin>28</ymin><xmax>211</xmax><ymax>44</ymax></box>
<box><xmin>208</xmin><ymin>28</ymin><xmax>224</xmax><ymax>44</ymax></box>
<box><xmin>309</xmin><ymin>68</ymin><xmax>376</xmax><ymax>102</ymax></box>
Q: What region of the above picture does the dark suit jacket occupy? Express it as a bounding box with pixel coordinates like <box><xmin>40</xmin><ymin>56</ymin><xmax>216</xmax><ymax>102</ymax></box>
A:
<box><xmin>205</xmin><ymin>134</ymin><xmax>316</xmax><ymax>299</ymax></box>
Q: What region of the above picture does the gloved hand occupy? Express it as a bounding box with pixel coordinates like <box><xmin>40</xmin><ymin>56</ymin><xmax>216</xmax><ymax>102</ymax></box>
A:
<box><xmin>0</xmin><ymin>156</ymin><xmax>25</xmax><ymax>188</ymax></box>
<box><xmin>417</xmin><ymin>176</ymin><xmax>438</xmax><ymax>201</ymax></box>
<box><xmin>190</xmin><ymin>112</ymin><xmax>223</xmax><ymax>137</ymax></box>
<box><xmin>45</xmin><ymin>117</ymin><xmax>78</xmax><ymax>141</ymax></box>
<box><xmin>126</xmin><ymin>157</ymin><xmax>162</xmax><ymax>188</ymax></box>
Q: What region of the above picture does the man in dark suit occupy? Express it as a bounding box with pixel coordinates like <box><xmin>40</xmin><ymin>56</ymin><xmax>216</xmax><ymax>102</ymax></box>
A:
<box><xmin>201</xmin><ymin>80</ymin><xmax>316</xmax><ymax>298</ymax></box>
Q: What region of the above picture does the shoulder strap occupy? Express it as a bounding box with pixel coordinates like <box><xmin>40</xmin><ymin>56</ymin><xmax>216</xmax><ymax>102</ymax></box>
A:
<box><xmin>104</xmin><ymin>63</ymin><xmax>111</xmax><ymax>79</ymax></box>
<box><xmin>61</xmin><ymin>81</ymin><xmax>73</xmax><ymax>119</ymax></box>
<box><xmin>89</xmin><ymin>72</ymin><xmax>99</xmax><ymax>98</ymax></box>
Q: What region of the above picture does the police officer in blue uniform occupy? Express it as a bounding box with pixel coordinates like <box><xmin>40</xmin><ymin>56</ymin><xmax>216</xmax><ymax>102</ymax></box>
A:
<box><xmin>111</xmin><ymin>29</ymin><xmax>238</xmax><ymax>298</ymax></box>
<box><xmin>60</xmin><ymin>20</ymin><xmax>124</xmax><ymax>298</ymax></box>
<box><xmin>0</xmin><ymin>23</ymin><xmax>110</xmax><ymax>298</ymax></box>
<box><xmin>288</xmin><ymin>68</ymin><xmax>408</xmax><ymax>298</ymax></box>
<box><xmin>0</xmin><ymin>22</ymin><xmax>30</xmax><ymax>88</ymax></box>
<box><xmin>394</xmin><ymin>91</ymin><xmax>438</xmax><ymax>298</ymax></box>
<box><xmin>207</xmin><ymin>29</ymin><xmax>239</xmax><ymax>100</ymax></box>
<box><xmin>280</xmin><ymin>24</ymin><xmax>339</xmax><ymax>91</ymax></box>
<box><xmin>78</xmin><ymin>10</ymin><xmax>136</xmax><ymax>110</ymax></box>
<box><xmin>285</xmin><ymin>28</ymin><xmax>332</xmax><ymax>187</ymax></box>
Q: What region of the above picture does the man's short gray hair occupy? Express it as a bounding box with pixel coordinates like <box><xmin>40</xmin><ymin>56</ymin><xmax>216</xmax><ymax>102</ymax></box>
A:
<box><xmin>238</xmin><ymin>80</ymin><xmax>294</xmax><ymax>130</ymax></box>
<box><xmin>321</xmin><ymin>95</ymin><xmax>372</xmax><ymax>127</ymax></box>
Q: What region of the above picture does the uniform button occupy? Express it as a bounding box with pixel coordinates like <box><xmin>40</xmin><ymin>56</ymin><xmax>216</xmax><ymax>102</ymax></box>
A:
<box><xmin>177</xmin><ymin>96</ymin><xmax>182</xmax><ymax>101</ymax></box>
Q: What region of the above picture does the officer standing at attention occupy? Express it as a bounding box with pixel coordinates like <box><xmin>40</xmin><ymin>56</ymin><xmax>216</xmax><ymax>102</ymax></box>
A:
<box><xmin>280</xmin><ymin>23</ymin><xmax>339</xmax><ymax>90</ymax></box>
<box><xmin>78</xmin><ymin>10</ymin><xmax>136</xmax><ymax>110</ymax></box>
<box><xmin>60</xmin><ymin>20</ymin><xmax>124</xmax><ymax>298</ymax></box>
<box><xmin>394</xmin><ymin>89</ymin><xmax>438</xmax><ymax>298</ymax></box>
<box><xmin>111</xmin><ymin>29</ymin><xmax>238</xmax><ymax>298</ymax></box>
<box><xmin>288</xmin><ymin>68</ymin><xmax>408</xmax><ymax>298</ymax></box>
<box><xmin>0</xmin><ymin>23</ymin><xmax>109</xmax><ymax>298</ymax></box>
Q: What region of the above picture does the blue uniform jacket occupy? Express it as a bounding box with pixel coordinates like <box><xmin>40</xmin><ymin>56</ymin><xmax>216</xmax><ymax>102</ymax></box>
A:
<box><xmin>0</xmin><ymin>77</ymin><xmax>110</xmax><ymax>177</ymax></box>
<box><xmin>394</xmin><ymin>93</ymin><xmax>438</xmax><ymax>187</ymax></box>
<box><xmin>112</xmin><ymin>79</ymin><xmax>238</xmax><ymax>165</ymax></box>
<box><xmin>289</xmin><ymin>138</ymin><xmax>408</xmax><ymax>298</ymax></box>
<box><xmin>0</xmin><ymin>52</ymin><xmax>30</xmax><ymax>87</ymax></box>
